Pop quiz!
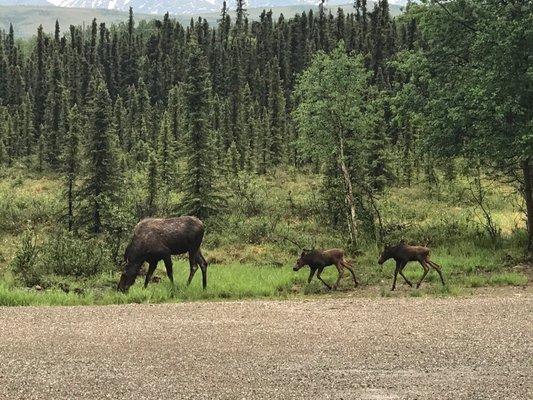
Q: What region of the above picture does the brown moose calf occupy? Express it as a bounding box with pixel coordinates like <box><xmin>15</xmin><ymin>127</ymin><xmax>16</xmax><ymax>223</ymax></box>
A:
<box><xmin>294</xmin><ymin>249</ymin><xmax>358</xmax><ymax>290</ymax></box>
<box><xmin>378</xmin><ymin>241</ymin><xmax>445</xmax><ymax>291</ymax></box>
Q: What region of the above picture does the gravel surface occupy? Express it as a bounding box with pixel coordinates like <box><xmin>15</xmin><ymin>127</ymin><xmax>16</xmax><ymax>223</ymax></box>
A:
<box><xmin>0</xmin><ymin>293</ymin><xmax>532</xmax><ymax>400</ymax></box>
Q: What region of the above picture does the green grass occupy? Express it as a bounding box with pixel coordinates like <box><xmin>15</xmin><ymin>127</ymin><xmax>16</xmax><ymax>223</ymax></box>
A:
<box><xmin>0</xmin><ymin>259</ymin><xmax>528</xmax><ymax>306</ymax></box>
<box><xmin>0</xmin><ymin>261</ymin><xmax>306</xmax><ymax>306</ymax></box>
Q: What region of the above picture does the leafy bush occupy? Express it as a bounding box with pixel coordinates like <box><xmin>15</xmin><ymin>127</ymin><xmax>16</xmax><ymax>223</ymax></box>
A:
<box><xmin>40</xmin><ymin>232</ymin><xmax>111</xmax><ymax>278</ymax></box>
<box><xmin>9</xmin><ymin>229</ymin><xmax>42</xmax><ymax>287</ymax></box>
<box><xmin>10</xmin><ymin>230</ymin><xmax>115</xmax><ymax>286</ymax></box>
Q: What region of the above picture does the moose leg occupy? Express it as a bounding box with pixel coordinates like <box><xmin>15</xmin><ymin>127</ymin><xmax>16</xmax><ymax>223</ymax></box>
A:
<box><xmin>428</xmin><ymin>260</ymin><xmax>446</xmax><ymax>286</ymax></box>
<box><xmin>333</xmin><ymin>263</ymin><xmax>345</xmax><ymax>290</ymax></box>
<box><xmin>316</xmin><ymin>267</ymin><xmax>331</xmax><ymax>290</ymax></box>
<box><xmin>342</xmin><ymin>260</ymin><xmax>358</xmax><ymax>287</ymax></box>
<box><xmin>144</xmin><ymin>261</ymin><xmax>158</xmax><ymax>289</ymax></box>
<box><xmin>416</xmin><ymin>260</ymin><xmax>430</xmax><ymax>289</ymax></box>
<box><xmin>163</xmin><ymin>256</ymin><xmax>174</xmax><ymax>286</ymax></box>
<box><xmin>197</xmin><ymin>251</ymin><xmax>208</xmax><ymax>289</ymax></box>
<box><xmin>187</xmin><ymin>251</ymin><xmax>199</xmax><ymax>286</ymax></box>
<box><xmin>307</xmin><ymin>267</ymin><xmax>317</xmax><ymax>284</ymax></box>
<box><xmin>391</xmin><ymin>261</ymin><xmax>401</xmax><ymax>291</ymax></box>
<box><xmin>399</xmin><ymin>262</ymin><xmax>412</xmax><ymax>287</ymax></box>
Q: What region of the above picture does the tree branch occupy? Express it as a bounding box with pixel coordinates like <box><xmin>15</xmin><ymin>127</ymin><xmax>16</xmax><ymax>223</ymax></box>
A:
<box><xmin>433</xmin><ymin>0</ymin><xmax>478</xmax><ymax>33</ymax></box>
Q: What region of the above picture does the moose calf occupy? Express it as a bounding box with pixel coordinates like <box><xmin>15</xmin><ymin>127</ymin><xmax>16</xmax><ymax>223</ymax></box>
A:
<box><xmin>294</xmin><ymin>249</ymin><xmax>358</xmax><ymax>290</ymax></box>
<box><xmin>378</xmin><ymin>241</ymin><xmax>445</xmax><ymax>291</ymax></box>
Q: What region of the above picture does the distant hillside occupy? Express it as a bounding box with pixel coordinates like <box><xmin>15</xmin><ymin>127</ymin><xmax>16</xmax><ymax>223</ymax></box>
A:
<box><xmin>0</xmin><ymin>0</ymin><xmax>408</xmax><ymax>16</ymax></box>
<box><xmin>201</xmin><ymin>2</ymin><xmax>403</xmax><ymax>23</ymax></box>
<box><xmin>1</xmin><ymin>3</ymin><xmax>403</xmax><ymax>38</ymax></box>
<box><xmin>0</xmin><ymin>5</ymin><xmax>157</xmax><ymax>37</ymax></box>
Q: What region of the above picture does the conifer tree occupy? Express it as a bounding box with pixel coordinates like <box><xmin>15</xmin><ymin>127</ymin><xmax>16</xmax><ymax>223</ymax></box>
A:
<box><xmin>181</xmin><ymin>36</ymin><xmax>224</xmax><ymax>218</ymax></box>
<box><xmin>226</xmin><ymin>140</ymin><xmax>240</xmax><ymax>177</ymax></box>
<box><xmin>4</xmin><ymin>113</ymin><xmax>15</xmax><ymax>163</ymax></box>
<box><xmin>8</xmin><ymin>65</ymin><xmax>24</xmax><ymax>106</ymax></box>
<box><xmin>80</xmin><ymin>72</ymin><xmax>121</xmax><ymax>234</ymax></box>
<box><xmin>0</xmin><ymin>109</ymin><xmax>7</xmax><ymax>165</ymax></box>
<box><xmin>34</xmin><ymin>25</ymin><xmax>47</xmax><ymax>140</ymax></box>
<box><xmin>145</xmin><ymin>149</ymin><xmax>159</xmax><ymax>216</ymax></box>
<box><xmin>37</xmin><ymin>126</ymin><xmax>45</xmax><ymax>172</ymax></box>
<box><xmin>257</xmin><ymin>109</ymin><xmax>272</xmax><ymax>174</ymax></box>
<box><xmin>166</xmin><ymin>85</ymin><xmax>184</xmax><ymax>143</ymax></box>
<box><xmin>235</xmin><ymin>0</ymin><xmax>247</xmax><ymax>32</ymax></box>
<box><xmin>62</xmin><ymin>105</ymin><xmax>82</xmax><ymax>231</ymax></box>
<box><xmin>112</xmin><ymin>96</ymin><xmax>127</xmax><ymax>149</ymax></box>
<box><xmin>44</xmin><ymin>55</ymin><xmax>64</xmax><ymax>168</ymax></box>
<box><xmin>0</xmin><ymin>43</ymin><xmax>7</xmax><ymax>105</ymax></box>
<box><xmin>268</xmin><ymin>58</ymin><xmax>286</xmax><ymax>166</ymax></box>
<box><xmin>119</xmin><ymin>7</ymin><xmax>138</xmax><ymax>92</ymax></box>
<box><xmin>157</xmin><ymin>112</ymin><xmax>176</xmax><ymax>193</ymax></box>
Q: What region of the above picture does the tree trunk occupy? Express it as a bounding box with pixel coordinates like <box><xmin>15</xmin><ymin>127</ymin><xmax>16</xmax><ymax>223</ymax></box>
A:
<box><xmin>523</xmin><ymin>157</ymin><xmax>533</xmax><ymax>254</ymax></box>
<box><xmin>68</xmin><ymin>178</ymin><xmax>73</xmax><ymax>232</ymax></box>
<box><xmin>338</xmin><ymin>135</ymin><xmax>358</xmax><ymax>247</ymax></box>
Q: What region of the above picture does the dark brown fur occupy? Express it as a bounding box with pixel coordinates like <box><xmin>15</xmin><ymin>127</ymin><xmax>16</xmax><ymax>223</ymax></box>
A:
<box><xmin>117</xmin><ymin>216</ymin><xmax>208</xmax><ymax>292</ymax></box>
<box><xmin>378</xmin><ymin>242</ymin><xmax>445</xmax><ymax>290</ymax></box>
<box><xmin>294</xmin><ymin>249</ymin><xmax>358</xmax><ymax>290</ymax></box>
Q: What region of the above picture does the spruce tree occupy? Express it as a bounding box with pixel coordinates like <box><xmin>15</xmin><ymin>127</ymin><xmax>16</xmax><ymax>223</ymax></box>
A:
<box><xmin>44</xmin><ymin>54</ymin><xmax>64</xmax><ymax>168</ymax></box>
<box><xmin>0</xmin><ymin>109</ymin><xmax>7</xmax><ymax>165</ymax></box>
<box><xmin>268</xmin><ymin>58</ymin><xmax>286</xmax><ymax>166</ymax></box>
<box><xmin>0</xmin><ymin>41</ymin><xmax>8</xmax><ymax>105</ymax></box>
<box><xmin>34</xmin><ymin>25</ymin><xmax>47</xmax><ymax>140</ymax></box>
<box><xmin>62</xmin><ymin>105</ymin><xmax>82</xmax><ymax>231</ymax></box>
<box><xmin>181</xmin><ymin>36</ymin><xmax>224</xmax><ymax>219</ymax></box>
<box><xmin>112</xmin><ymin>96</ymin><xmax>127</xmax><ymax>149</ymax></box>
<box><xmin>145</xmin><ymin>149</ymin><xmax>159</xmax><ymax>216</ymax></box>
<box><xmin>235</xmin><ymin>0</ymin><xmax>247</xmax><ymax>32</ymax></box>
<box><xmin>81</xmin><ymin>72</ymin><xmax>121</xmax><ymax>234</ymax></box>
<box><xmin>257</xmin><ymin>109</ymin><xmax>272</xmax><ymax>174</ymax></box>
<box><xmin>166</xmin><ymin>85</ymin><xmax>184</xmax><ymax>143</ymax></box>
<box><xmin>225</xmin><ymin>140</ymin><xmax>240</xmax><ymax>177</ymax></box>
<box><xmin>157</xmin><ymin>111</ymin><xmax>176</xmax><ymax>193</ymax></box>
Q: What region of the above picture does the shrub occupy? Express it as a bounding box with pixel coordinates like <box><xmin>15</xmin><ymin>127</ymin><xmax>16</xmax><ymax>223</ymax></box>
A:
<box><xmin>9</xmin><ymin>229</ymin><xmax>42</xmax><ymax>287</ymax></box>
<box><xmin>40</xmin><ymin>232</ymin><xmax>112</xmax><ymax>278</ymax></box>
<box><xmin>10</xmin><ymin>230</ymin><xmax>115</xmax><ymax>286</ymax></box>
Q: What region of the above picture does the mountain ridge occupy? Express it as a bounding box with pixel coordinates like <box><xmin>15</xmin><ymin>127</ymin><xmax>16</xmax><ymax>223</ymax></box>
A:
<box><xmin>1</xmin><ymin>1</ymin><xmax>404</xmax><ymax>38</ymax></box>
<box><xmin>0</xmin><ymin>0</ymin><xmax>407</xmax><ymax>15</ymax></box>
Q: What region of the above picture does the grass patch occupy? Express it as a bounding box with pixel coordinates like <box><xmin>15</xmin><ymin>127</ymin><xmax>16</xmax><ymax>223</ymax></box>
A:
<box><xmin>462</xmin><ymin>272</ymin><xmax>527</xmax><ymax>288</ymax></box>
<box><xmin>0</xmin><ymin>263</ymin><xmax>528</xmax><ymax>306</ymax></box>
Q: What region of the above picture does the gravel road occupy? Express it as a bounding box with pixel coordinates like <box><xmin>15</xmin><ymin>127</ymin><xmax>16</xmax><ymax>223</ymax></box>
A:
<box><xmin>0</xmin><ymin>293</ymin><xmax>532</xmax><ymax>400</ymax></box>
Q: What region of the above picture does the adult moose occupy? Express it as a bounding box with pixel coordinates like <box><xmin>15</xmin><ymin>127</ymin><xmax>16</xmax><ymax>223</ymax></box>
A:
<box><xmin>293</xmin><ymin>249</ymin><xmax>358</xmax><ymax>290</ymax></box>
<box><xmin>378</xmin><ymin>241</ymin><xmax>445</xmax><ymax>291</ymax></box>
<box><xmin>117</xmin><ymin>216</ymin><xmax>208</xmax><ymax>292</ymax></box>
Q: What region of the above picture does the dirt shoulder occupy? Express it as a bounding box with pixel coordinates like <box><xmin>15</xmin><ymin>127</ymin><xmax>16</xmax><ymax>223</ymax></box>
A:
<box><xmin>0</xmin><ymin>291</ymin><xmax>531</xmax><ymax>400</ymax></box>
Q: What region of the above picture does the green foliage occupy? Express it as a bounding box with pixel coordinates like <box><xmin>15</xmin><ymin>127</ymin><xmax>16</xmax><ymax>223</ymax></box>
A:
<box><xmin>9</xmin><ymin>229</ymin><xmax>40</xmax><ymax>287</ymax></box>
<box><xmin>39</xmin><ymin>232</ymin><xmax>111</xmax><ymax>278</ymax></box>
<box><xmin>180</xmin><ymin>36</ymin><xmax>225</xmax><ymax>219</ymax></box>
<box><xmin>79</xmin><ymin>72</ymin><xmax>122</xmax><ymax>234</ymax></box>
<box><xmin>10</xmin><ymin>229</ymin><xmax>115</xmax><ymax>287</ymax></box>
<box><xmin>293</xmin><ymin>41</ymin><xmax>385</xmax><ymax>245</ymax></box>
